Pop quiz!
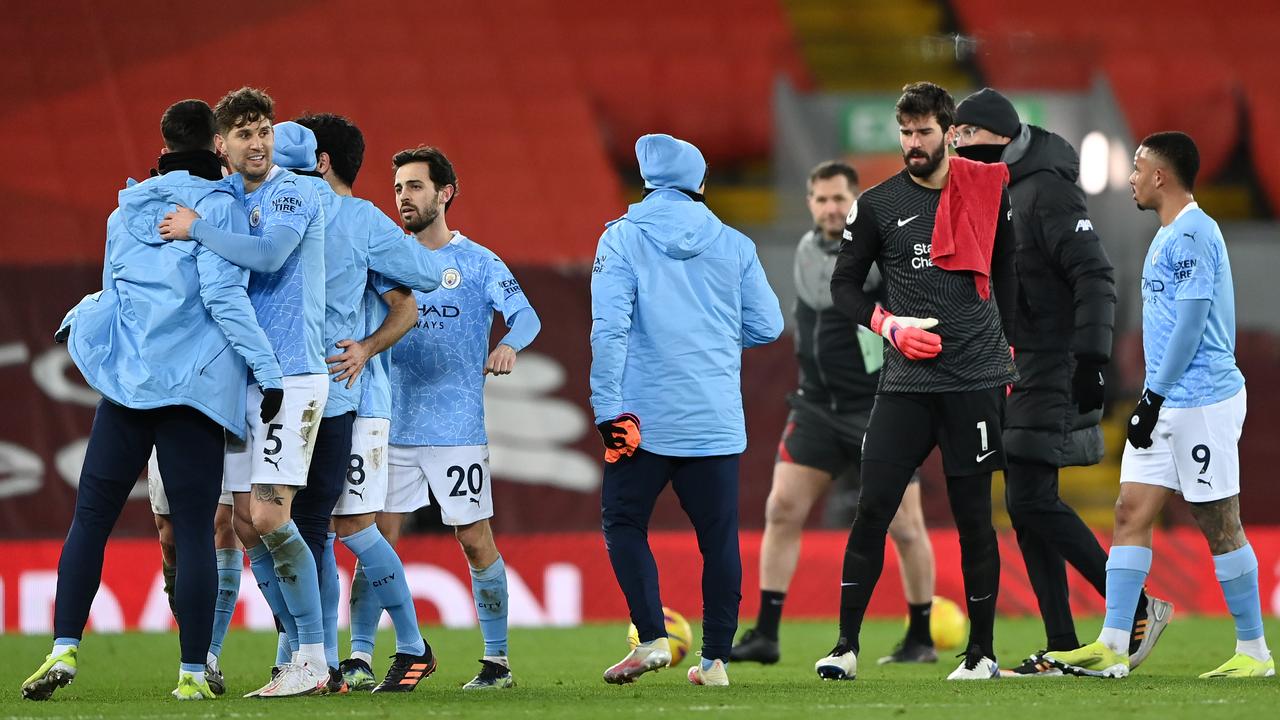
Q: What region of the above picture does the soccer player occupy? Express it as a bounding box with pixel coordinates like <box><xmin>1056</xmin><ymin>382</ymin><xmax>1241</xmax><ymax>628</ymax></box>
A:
<box><xmin>160</xmin><ymin>87</ymin><xmax>331</xmax><ymax>698</ymax></box>
<box><xmin>22</xmin><ymin>99</ymin><xmax>281</xmax><ymax>701</ymax></box>
<box><xmin>286</xmin><ymin>113</ymin><xmax>443</xmax><ymax>693</ymax></box>
<box><xmin>1046</xmin><ymin>132</ymin><xmax>1272</xmax><ymax>679</ymax></box>
<box><xmin>732</xmin><ymin>160</ymin><xmax>939</xmax><ymax>667</ymax></box>
<box><xmin>953</xmin><ymin>88</ymin><xmax>1172</xmax><ymax>677</ymax></box>
<box><xmin>593</xmin><ymin>133</ymin><xmax>784</xmax><ymax>687</ymax></box>
<box><xmin>383</xmin><ymin>145</ymin><xmax>542</xmax><ymax>689</ymax></box>
<box><xmin>815</xmin><ymin>82</ymin><xmax>1017</xmax><ymax>681</ymax></box>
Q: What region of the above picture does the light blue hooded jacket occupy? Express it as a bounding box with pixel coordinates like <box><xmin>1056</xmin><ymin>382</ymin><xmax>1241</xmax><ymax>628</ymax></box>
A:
<box><xmin>60</xmin><ymin>171</ymin><xmax>282</xmax><ymax>439</ymax></box>
<box><xmin>589</xmin><ymin>134</ymin><xmax>784</xmax><ymax>457</ymax></box>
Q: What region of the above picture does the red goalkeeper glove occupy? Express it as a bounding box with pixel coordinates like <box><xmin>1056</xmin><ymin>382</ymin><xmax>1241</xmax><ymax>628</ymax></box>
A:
<box><xmin>870</xmin><ymin>305</ymin><xmax>942</xmax><ymax>361</ymax></box>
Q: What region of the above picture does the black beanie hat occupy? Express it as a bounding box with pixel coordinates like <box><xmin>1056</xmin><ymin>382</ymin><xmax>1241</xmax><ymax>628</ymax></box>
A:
<box><xmin>956</xmin><ymin>88</ymin><xmax>1021</xmax><ymax>139</ymax></box>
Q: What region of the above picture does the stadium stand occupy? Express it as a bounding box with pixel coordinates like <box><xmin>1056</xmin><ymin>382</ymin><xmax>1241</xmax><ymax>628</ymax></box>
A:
<box><xmin>0</xmin><ymin>1</ymin><xmax>809</xmax><ymax>265</ymax></box>
<box><xmin>951</xmin><ymin>0</ymin><xmax>1280</xmax><ymax>213</ymax></box>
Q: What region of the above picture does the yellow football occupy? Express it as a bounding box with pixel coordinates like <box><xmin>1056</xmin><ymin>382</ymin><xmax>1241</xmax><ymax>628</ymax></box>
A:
<box><xmin>626</xmin><ymin>607</ymin><xmax>694</xmax><ymax>666</ymax></box>
<box><xmin>915</xmin><ymin>595</ymin><xmax>968</xmax><ymax>650</ymax></box>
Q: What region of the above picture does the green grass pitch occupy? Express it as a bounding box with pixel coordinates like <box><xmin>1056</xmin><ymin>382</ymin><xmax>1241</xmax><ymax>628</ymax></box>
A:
<box><xmin>2</xmin><ymin>617</ymin><xmax>1277</xmax><ymax>719</ymax></box>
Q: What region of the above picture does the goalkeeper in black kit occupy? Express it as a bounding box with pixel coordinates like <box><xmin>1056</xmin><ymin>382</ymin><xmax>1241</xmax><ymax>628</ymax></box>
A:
<box><xmin>813</xmin><ymin>82</ymin><xmax>1018</xmax><ymax>682</ymax></box>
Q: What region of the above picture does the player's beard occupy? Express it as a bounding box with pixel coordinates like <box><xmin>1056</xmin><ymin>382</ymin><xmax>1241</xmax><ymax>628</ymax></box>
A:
<box><xmin>402</xmin><ymin>199</ymin><xmax>440</xmax><ymax>234</ymax></box>
<box><xmin>903</xmin><ymin>142</ymin><xmax>946</xmax><ymax>178</ymax></box>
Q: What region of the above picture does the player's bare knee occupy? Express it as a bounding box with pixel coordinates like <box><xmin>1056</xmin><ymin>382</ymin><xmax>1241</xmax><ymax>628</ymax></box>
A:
<box><xmin>456</xmin><ymin>522</ymin><xmax>498</xmax><ymax>568</ymax></box>
<box><xmin>334</xmin><ymin>513</ymin><xmax>373</xmax><ymax>539</ymax></box>
<box><xmin>887</xmin><ymin>513</ymin><xmax>924</xmax><ymax>546</ymax></box>
<box><xmin>1112</xmin><ymin>495</ymin><xmax>1135</xmax><ymax>530</ymax></box>
<box><xmin>1189</xmin><ymin>495</ymin><xmax>1247</xmax><ymax>555</ymax></box>
<box><xmin>764</xmin><ymin>490</ymin><xmax>805</xmax><ymax>528</ymax></box>
<box><xmin>153</xmin><ymin>514</ymin><xmax>174</xmax><ymax>543</ymax></box>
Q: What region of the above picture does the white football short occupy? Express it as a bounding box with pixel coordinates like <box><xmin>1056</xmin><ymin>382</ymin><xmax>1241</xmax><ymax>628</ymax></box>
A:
<box><xmin>222</xmin><ymin>374</ymin><xmax>329</xmax><ymax>493</ymax></box>
<box><xmin>332</xmin><ymin>417</ymin><xmax>391</xmax><ymax>516</ymax></box>
<box><xmin>1120</xmin><ymin>387</ymin><xmax>1246</xmax><ymax>503</ymax></box>
<box><xmin>386</xmin><ymin>444</ymin><xmax>494</xmax><ymax>525</ymax></box>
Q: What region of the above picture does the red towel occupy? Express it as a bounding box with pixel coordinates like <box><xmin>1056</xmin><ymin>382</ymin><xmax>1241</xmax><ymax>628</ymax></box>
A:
<box><xmin>931</xmin><ymin>157</ymin><xmax>1010</xmax><ymax>300</ymax></box>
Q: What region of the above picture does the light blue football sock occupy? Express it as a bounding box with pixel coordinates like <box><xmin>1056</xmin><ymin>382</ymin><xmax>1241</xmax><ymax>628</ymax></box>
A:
<box><xmin>261</xmin><ymin>521</ymin><xmax>323</xmax><ymax>650</ymax></box>
<box><xmin>470</xmin><ymin>555</ymin><xmax>508</xmax><ymax>657</ymax></box>
<box><xmin>1214</xmin><ymin>544</ymin><xmax>1264</xmax><ymax>642</ymax></box>
<box><xmin>275</xmin><ymin>631</ymin><xmax>291</xmax><ymax>665</ymax></box>
<box><xmin>1102</xmin><ymin>545</ymin><xmax>1151</xmax><ymax>631</ymax></box>
<box><xmin>1100</xmin><ymin>545</ymin><xmax>1151</xmax><ymax>652</ymax></box>
<box><xmin>348</xmin><ymin>564</ymin><xmax>380</xmax><ymax>657</ymax></box>
<box><xmin>246</xmin><ymin>542</ymin><xmax>299</xmax><ymax>654</ymax></box>
<box><xmin>342</xmin><ymin>524</ymin><xmax>425</xmax><ymax>656</ymax></box>
<box><xmin>208</xmin><ymin>548</ymin><xmax>242</xmax><ymax>659</ymax></box>
<box><xmin>320</xmin><ymin>533</ymin><xmax>340</xmax><ymax>668</ymax></box>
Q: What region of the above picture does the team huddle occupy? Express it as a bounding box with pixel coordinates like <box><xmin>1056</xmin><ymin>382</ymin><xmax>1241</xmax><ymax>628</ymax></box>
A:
<box><xmin>19</xmin><ymin>78</ymin><xmax>1272</xmax><ymax>701</ymax></box>
<box><xmin>25</xmin><ymin>87</ymin><xmax>539</xmax><ymax>700</ymax></box>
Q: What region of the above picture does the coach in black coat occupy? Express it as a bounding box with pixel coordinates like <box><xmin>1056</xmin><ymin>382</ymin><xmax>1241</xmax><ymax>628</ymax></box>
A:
<box><xmin>955</xmin><ymin>88</ymin><xmax>1123</xmax><ymax>665</ymax></box>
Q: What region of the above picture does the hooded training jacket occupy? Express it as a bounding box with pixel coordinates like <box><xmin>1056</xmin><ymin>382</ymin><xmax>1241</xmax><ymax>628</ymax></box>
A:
<box><xmin>60</xmin><ymin>171</ymin><xmax>281</xmax><ymax>439</ymax></box>
<box><xmin>589</xmin><ymin>189</ymin><xmax>784</xmax><ymax>457</ymax></box>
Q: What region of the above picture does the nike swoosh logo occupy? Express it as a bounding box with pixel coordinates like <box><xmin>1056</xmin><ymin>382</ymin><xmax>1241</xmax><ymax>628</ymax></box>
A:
<box><xmin>975</xmin><ymin>450</ymin><xmax>997</xmax><ymax>462</ymax></box>
<box><xmin>897</xmin><ymin>215</ymin><xmax>919</xmax><ymax>227</ymax></box>
<box><xmin>840</xmin><ymin>582</ymin><xmax>858</xmax><ymax>587</ymax></box>
<box><xmin>969</xmin><ymin>594</ymin><xmax>992</xmax><ymax>602</ymax></box>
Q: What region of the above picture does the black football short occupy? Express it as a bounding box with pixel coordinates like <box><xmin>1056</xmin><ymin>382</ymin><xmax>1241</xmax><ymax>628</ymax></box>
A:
<box><xmin>861</xmin><ymin>387</ymin><xmax>1007</xmax><ymax>476</ymax></box>
<box><xmin>775</xmin><ymin>394</ymin><xmax>869</xmax><ymax>477</ymax></box>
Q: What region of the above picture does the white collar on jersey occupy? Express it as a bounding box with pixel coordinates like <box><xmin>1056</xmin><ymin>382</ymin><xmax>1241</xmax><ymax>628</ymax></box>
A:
<box><xmin>1169</xmin><ymin>201</ymin><xmax>1199</xmax><ymax>225</ymax></box>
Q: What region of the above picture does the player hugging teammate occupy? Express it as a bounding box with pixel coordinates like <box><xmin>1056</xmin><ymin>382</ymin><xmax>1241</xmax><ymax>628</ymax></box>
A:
<box><xmin>24</xmin><ymin>88</ymin><xmax>540</xmax><ymax>701</ymax></box>
<box><xmin>22</xmin><ymin>80</ymin><xmax>1271</xmax><ymax>704</ymax></box>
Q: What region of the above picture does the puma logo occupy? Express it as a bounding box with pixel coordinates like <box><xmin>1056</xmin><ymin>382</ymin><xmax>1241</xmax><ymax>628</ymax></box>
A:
<box><xmin>348</xmin><ymin>488</ymin><xmax>365</xmax><ymax>499</ymax></box>
<box><xmin>263</xmin><ymin>456</ymin><xmax>282</xmax><ymax>470</ymax></box>
<box><xmin>469</xmin><ymin>497</ymin><xmax>481</xmax><ymax>506</ymax></box>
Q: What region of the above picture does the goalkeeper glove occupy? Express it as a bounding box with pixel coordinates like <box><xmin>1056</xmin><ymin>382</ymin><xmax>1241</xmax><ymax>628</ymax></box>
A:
<box><xmin>597</xmin><ymin>413</ymin><xmax>641</xmax><ymax>463</ymax></box>
<box><xmin>870</xmin><ymin>305</ymin><xmax>941</xmax><ymax>361</ymax></box>
<box><xmin>1126</xmin><ymin>389</ymin><xmax>1164</xmax><ymax>449</ymax></box>
<box><xmin>1072</xmin><ymin>356</ymin><xmax>1106</xmax><ymax>414</ymax></box>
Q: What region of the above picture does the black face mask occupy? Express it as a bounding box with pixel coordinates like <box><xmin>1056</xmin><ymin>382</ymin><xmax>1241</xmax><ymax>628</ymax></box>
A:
<box><xmin>954</xmin><ymin>143</ymin><xmax>1006</xmax><ymax>165</ymax></box>
<box><xmin>154</xmin><ymin>149</ymin><xmax>225</xmax><ymax>181</ymax></box>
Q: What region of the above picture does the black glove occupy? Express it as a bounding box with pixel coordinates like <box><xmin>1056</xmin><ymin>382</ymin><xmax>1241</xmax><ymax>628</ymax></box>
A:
<box><xmin>1126</xmin><ymin>389</ymin><xmax>1165</xmax><ymax>449</ymax></box>
<box><xmin>260</xmin><ymin>387</ymin><xmax>284</xmax><ymax>424</ymax></box>
<box><xmin>1072</xmin><ymin>357</ymin><xmax>1106</xmax><ymax>414</ymax></box>
<box><xmin>54</xmin><ymin>325</ymin><xmax>70</xmax><ymax>344</ymax></box>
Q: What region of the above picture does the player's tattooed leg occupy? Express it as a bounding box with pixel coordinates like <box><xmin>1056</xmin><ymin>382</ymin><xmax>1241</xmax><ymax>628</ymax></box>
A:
<box><xmin>254</xmin><ymin>484</ymin><xmax>287</xmax><ymax>507</ymax></box>
<box><xmin>1187</xmin><ymin>495</ymin><xmax>1246</xmax><ymax>555</ymax></box>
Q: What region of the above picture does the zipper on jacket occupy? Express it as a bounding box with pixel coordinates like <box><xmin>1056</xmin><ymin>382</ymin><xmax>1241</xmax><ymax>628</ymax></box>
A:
<box><xmin>812</xmin><ymin>310</ymin><xmax>837</xmax><ymax>412</ymax></box>
<box><xmin>198</xmin><ymin>342</ymin><xmax>230</xmax><ymax>376</ymax></box>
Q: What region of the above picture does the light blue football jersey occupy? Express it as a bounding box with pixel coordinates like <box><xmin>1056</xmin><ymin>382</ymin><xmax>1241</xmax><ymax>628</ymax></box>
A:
<box><xmin>311</xmin><ymin>183</ymin><xmax>441</xmax><ymax>417</ymax></box>
<box><xmin>389</xmin><ymin>232</ymin><xmax>532</xmax><ymax>446</ymax></box>
<box><xmin>241</xmin><ymin>166</ymin><xmax>326</xmax><ymax>377</ymax></box>
<box><xmin>358</xmin><ymin>274</ymin><xmax>394</xmax><ymax>420</ymax></box>
<box><xmin>1140</xmin><ymin>202</ymin><xmax>1244</xmax><ymax>408</ymax></box>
